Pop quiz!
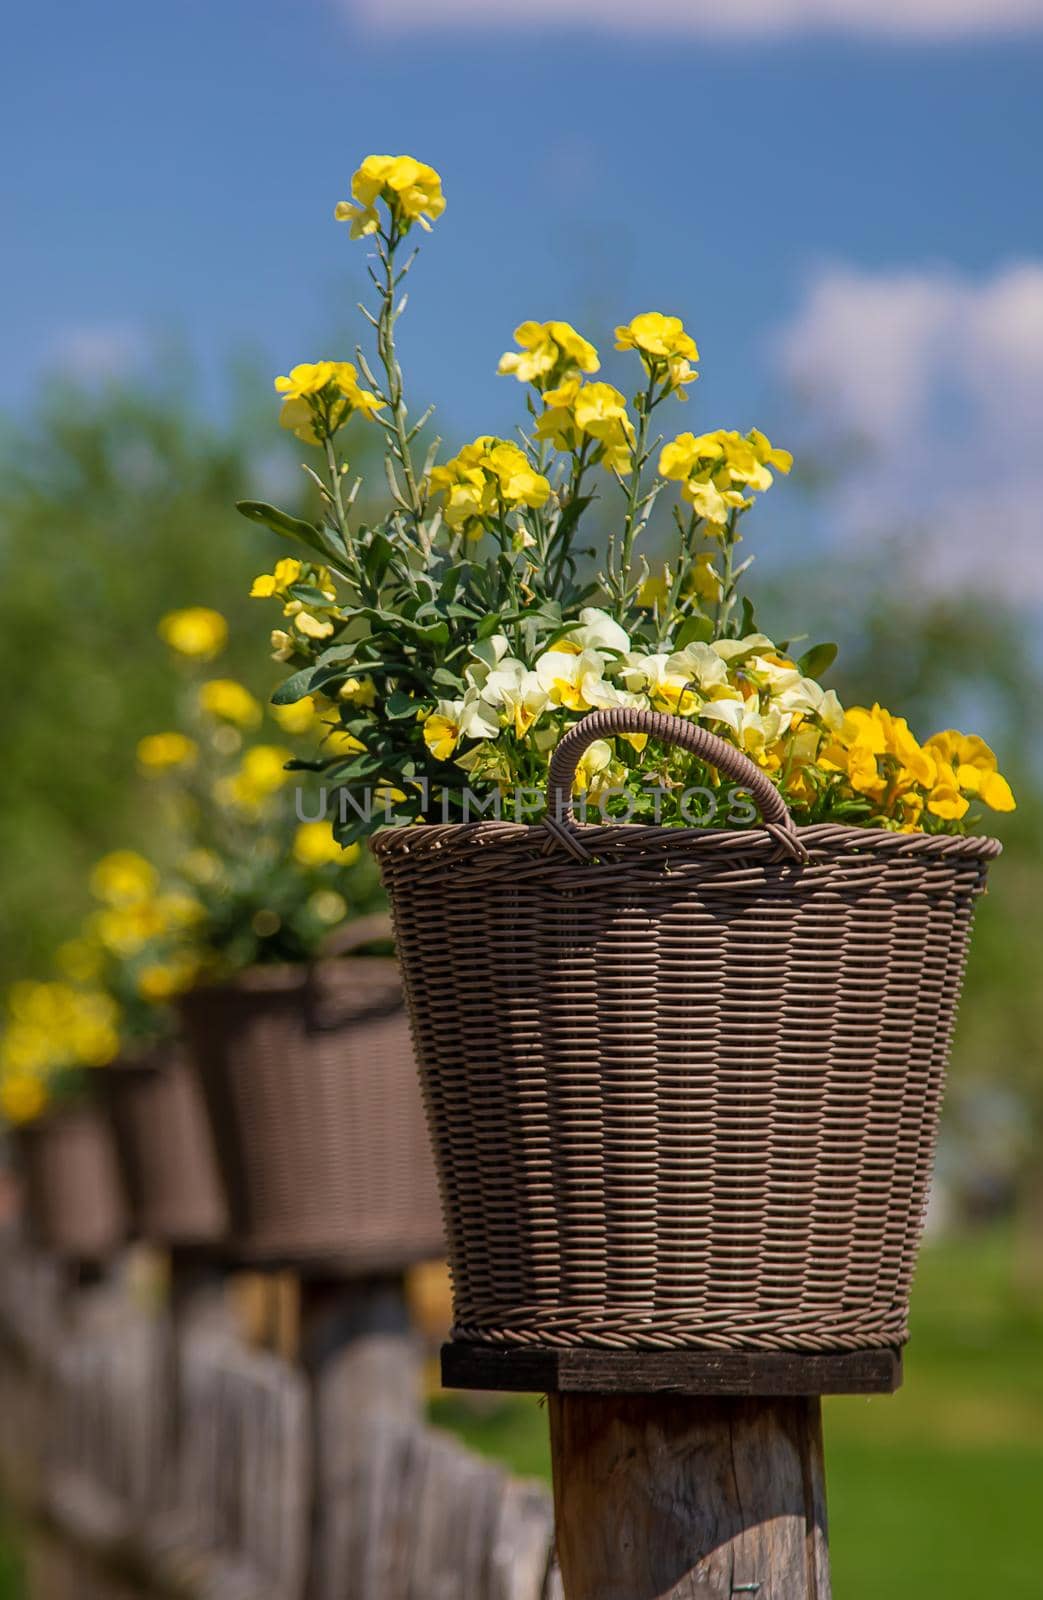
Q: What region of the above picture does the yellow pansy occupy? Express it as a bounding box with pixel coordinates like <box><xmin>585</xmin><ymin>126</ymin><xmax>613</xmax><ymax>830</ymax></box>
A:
<box><xmin>137</xmin><ymin>732</ymin><xmax>198</xmax><ymax>771</ymax></box>
<box><xmin>572</xmin><ymin>739</ymin><xmax>613</xmax><ymax>797</ymax></box>
<box><xmin>292</xmin><ymin>820</ymin><xmax>361</xmax><ymax>868</ymax></box>
<box><xmin>498</xmin><ymin>320</ymin><xmax>600</xmax><ymax>387</ymax></box>
<box><xmin>198</xmin><ymin>679</ymin><xmax>262</xmax><ymax>728</ymax></box>
<box><xmin>335</xmin><ymin>155</ymin><xmax>445</xmax><ymax>236</ymax></box>
<box><xmin>158</xmin><ymin>607</ymin><xmax>228</xmax><ymax>660</ymax></box>
<box><xmin>535</xmin><ymin>649</ymin><xmax>621</xmax><ymax>713</ymax></box>
<box><xmin>926</xmin><ymin>730</ymin><xmax>1016</xmax><ymax>812</ymax></box>
<box><xmin>90</xmin><ymin>851</ymin><xmax>159</xmax><ymax>907</ymax></box>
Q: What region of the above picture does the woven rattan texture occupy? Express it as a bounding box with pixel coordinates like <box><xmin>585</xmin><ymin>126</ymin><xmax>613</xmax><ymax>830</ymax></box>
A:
<box><xmin>104</xmin><ymin>1046</ymin><xmax>228</xmax><ymax>1247</ymax></box>
<box><xmin>375</xmin><ymin>817</ymin><xmax>999</xmax><ymax>1351</ymax></box>
<box><xmin>180</xmin><ymin>958</ymin><xmax>444</xmax><ymax>1269</ymax></box>
<box><xmin>16</xmin><ymin>1107</ymin><xmax>128</xmax><ymax>1263</ymax></box>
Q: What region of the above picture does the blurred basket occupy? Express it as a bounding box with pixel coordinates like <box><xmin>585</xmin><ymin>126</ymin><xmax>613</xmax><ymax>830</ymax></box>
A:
<box><xmin>179</xmin><ymin>916</ymin><xmax>444</xmax><ymax>1271</ymax></box>
<box><xmin>15</xmin><ymin>1104</ymin><xmax>127</xmax><ymax>1263</ymax></box>
<box><xmin>373</xmin><ymin>707</ymin><xmax>1001</xmax><ymax>1353</ymax></box>
<box><xmin>103</xmin><ymin>1043</ymin><xmax>228</xmax><ymax>1248</ymax></box>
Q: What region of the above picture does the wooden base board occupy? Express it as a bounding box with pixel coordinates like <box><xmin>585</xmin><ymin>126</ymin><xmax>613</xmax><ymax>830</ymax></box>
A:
<box><xmin>442</xmin><ymin>1340</ymin><xmax>902</xmax><ymax>1397</ymax></box>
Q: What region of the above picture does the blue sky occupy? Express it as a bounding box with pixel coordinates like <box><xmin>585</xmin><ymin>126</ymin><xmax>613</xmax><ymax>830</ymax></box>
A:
<box><xmin>4</xmin><ymin>0</ymin><xmax>1043</xmax><ymax>591</ymax></box>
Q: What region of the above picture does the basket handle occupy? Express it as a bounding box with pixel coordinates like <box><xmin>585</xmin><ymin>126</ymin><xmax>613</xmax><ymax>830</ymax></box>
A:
<box><xmin>318</xmin><ymin>911</ymin><xmax>394</xmax><ymax>960</ymax></box>
<box><xmin>544</xmin><ymin>707</ymin><xmax>807</xmax><ymax>863</ymax></box>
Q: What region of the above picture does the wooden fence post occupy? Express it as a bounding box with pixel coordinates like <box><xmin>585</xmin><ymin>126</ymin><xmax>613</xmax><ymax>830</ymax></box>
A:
<box><xmin>444</xmin><ymin>1345</ymin><xmax>902</xmax><ymax>1600</ymax></box>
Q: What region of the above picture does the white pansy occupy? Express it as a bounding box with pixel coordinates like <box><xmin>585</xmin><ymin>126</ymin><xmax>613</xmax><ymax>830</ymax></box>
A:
<box><xmin>480</xmin><ymin>658</ymin><xmax>550</xmax><ymax>737</ymax></box>
<box><xmin>618</xmin><ymin>652</ymin><xmax>701</xmax><ymax>713</ymax></box>
<box><xmin>566</xmin><ymin>607</ymin><xmax>631</xmax><ymax>657</ymax></box>
<box><xmin>712</xmin><ymin>633</ymin><xmax>775</xmax><ymax>662</ymax></box>
<box><xmin>698</xmin><ymin>692</ymin><xmax>745</xmax><ymax>735</ymax></box>
<box><xmin>535</xmin><ymin>648</ymin><xmax>622</xmax><ymax>711</ymax></box>
<box><xmin>458</xmin><ymin>690</ymin><xmax>501</xmax><ymax>742</ymax></box>
<box><xmin>574</xmin><ymin>739</ymin><xmax>613</xmax><ymax>795</ymax></box>
<box><xmin>668</xmin><ymin>641</ymin><xmax>730</xmax><ymax>691</ymax></box>
<box><xmin>818</xmin><ymin>689</ymin><xmax>845</xmax><ymax>732</ymax></box>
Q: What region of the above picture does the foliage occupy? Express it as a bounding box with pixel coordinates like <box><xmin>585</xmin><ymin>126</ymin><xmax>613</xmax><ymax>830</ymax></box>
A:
<box><xmin>242</xmin><ymin>156</ymin><xmax>1015</xmax><ymax>842</ymax></box>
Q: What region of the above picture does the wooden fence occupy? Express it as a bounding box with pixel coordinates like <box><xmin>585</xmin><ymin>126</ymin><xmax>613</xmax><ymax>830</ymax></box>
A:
<box><xmin>0</xmin><ymin>1225</ymin><xmax>561</xmax><ymax>1600</ymax></box>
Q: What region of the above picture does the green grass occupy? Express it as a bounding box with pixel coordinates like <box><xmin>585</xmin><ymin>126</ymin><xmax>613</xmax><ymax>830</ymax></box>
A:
<box><xmin>431</xmin><ymin>1228</ymin><xmax>1043</xmax><ymax>1598</ymax></box>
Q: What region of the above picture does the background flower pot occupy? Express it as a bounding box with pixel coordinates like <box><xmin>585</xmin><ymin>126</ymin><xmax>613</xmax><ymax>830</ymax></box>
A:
<box><xmin>374</xmin><ymin>709</ymin><xmax>1002</xmax><ymax>1354</ymax></box>
<box><xmin>102</xmin><ymin>1044</ymin><xmax>228</xmax><ymax>1248</ymax></box>
<box><xmin>15</xmin><ymin>1104</ymin><xmax>127</xmax><ymax>1263</ymax></box>
<box><xmin>179</xmin><ymin>917</ymin><xmax>444</xmax><ymax>1270</ymax></box>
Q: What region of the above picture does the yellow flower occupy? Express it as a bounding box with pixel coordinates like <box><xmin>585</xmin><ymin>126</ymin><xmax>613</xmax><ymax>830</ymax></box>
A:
<box><xmin>294</xmin><ymin>610</ymin><xmax>336</xmax><ymax>641</ymax></box>
<box><xmin>198</xmin><ymin>679</ymin><xmax>262</xmax><ymax>728</ymax></box>
<box><xmin>338</xmin><ymin>676</ymin><xmax>378</xmax><ymax>708</ymax></box>
<box><xmin>428</xmin><ymin>438</ymin><xmax>550</xmax><ymax>536</ymax></box>
<box><xmin>251</xmin><ymin>557</ymin><xmax>303</xmax><ymax>599</ymax></box>
<box><xmin>537</xmin><ymin>380</ymin><xmax>635</xmax><ymax>474</ymax></box>
<box><xmin>275</xmin><ymin>361</ymin><xmax>383</xmax><ymax>444</ymax></box>
<box><xmin>223</xmin><ymin>745</ymin><xmax>292</xmax><ymax>810</ymax></box>
<box><xmin>158</xmin><ymin>607</ymin><xmax>228</xmax><ymax>660</ymax></box>
<box><xmin>0</xmin><ymin>1073</ymin><xmax>48</xmax><ymax>1125</ymax></box>
<box><xmin>498</xmin><ymin>320</ymin><xmax>599</xmax><ymax>387</ymax></box>
<box><xmin>55</xmin><ymin>938</ymin><xmax>103</xmax><ymax>983</ymax></box>
<box><xmin>308</xmin><ymin>889</ymin><xmax>348</xmax><ymax>925</ymax></box>
<box><xmin>423</xmin><ymin>710</ymin><xmax>461</xmax><ymax>762</ymax></box>
<box><xmin>615</xmin><ymin>313</ymin><xmax>699</xmax><ymax>394</ymax></box>
<box><xmin>292</xmin><ymin>820</ymin><xmax>360</xmax><ymax>868</ymax></box>
<box><xmin>90</xmin><ymin>851</ymin><xmax>159</xmax><ymax>906</ymax></box>
<box><xmin>335</xmin><ymin>155</ymin><xmax>445</xmax><ymax>236</ymax></box>
<box><xmin>659</xmin><ymin>429</ymin><xmax>792</xmax><ymax>525</ymax></box>
<box><xmin>270</xmin><ymin>694</ymin><xmax>320</xmax><ymax>735</ymax></box>
<box><xmin>926</xmin><ymin>730</ymin><xmax>1016</xmax><ymax>812</ymax></box>
<box><xmin>180</xmin><ymin>848</ymin><xmax>222</xmax><ymax>885</ymax></box>
<box><xmin>137</xmin><ymin>731</ymin><xmax>198</xmax><ymax>771</ymax></box>
<box><xmin>926</xmin><ymin>778</ymin><xmax>970</xmax><ymax>821</ymax></box>
<box><xmin>136</xmin><ymin>956</ymin><xmax>199</xmax><ymax>1002</ymax></box>
<box><xmin>322</xmin><ymin>726</ymin><xmax>366</xmax><ymax>757</ymax></box>
<box><xmin>573</xmin><ymin>739</ymin><xmax>613</xmax><ymax>796</ymax></box>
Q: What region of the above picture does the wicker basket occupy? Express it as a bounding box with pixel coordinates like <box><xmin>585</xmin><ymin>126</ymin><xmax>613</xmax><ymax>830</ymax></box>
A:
<box><xmin>102</xmin><ymin>1044</ymin><xmax>228</xmax><ymax>1248</ymax></box>
<box><xmin>373</xmin><ymin>707</ymin><xmax>1001</xmax><ymax>1353</ymax></box>
<box><xmin>178</xmin><ymin>916</ymin><xmax>444</xmax><ymax>1270</ymax></box>
<box><xmin>15</xmin><ymin>1105</ymin><xmax>128</xmax><ymax>1263</ymax></box>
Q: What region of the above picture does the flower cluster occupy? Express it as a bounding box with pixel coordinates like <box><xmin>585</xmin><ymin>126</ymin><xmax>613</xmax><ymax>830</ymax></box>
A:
<box><xmin>240</xmin><ymin>153</ymin><xmax>1015</xmax><ymax>845</ymax></box>
<box><xmin>0</xmin><ymin>980</ymin><xmax>120</xmax><ymax>1125</ymax></box>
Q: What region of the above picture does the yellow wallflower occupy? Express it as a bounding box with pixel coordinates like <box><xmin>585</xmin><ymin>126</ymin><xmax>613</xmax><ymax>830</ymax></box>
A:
<box><xmin>137</xmin><ymin>731</ymin><xmax>198</xmax><ymax>771</ymax></box>
<box><xmin>615</xmin><ymin>312</ymin><xmax>699</xmax><ymax>394</ymax></box>
<box><xmin>338</xmin><ymin>676</ymin><xmax>378</xmax><ymax>708</ymax></box>
<box><xmin>335</xmin><ymin>155</ymin><xmax>445</xmax><ymax>237</ymax></box>
<box><xmin>90</xmin><ymin>851</ymin><xmax>159</xmax><ymax>907</ymax></box>
<box><xmin>429</xmin><ymin>437</ymin><xmax>550</xmax><ymax>537</ymax></box>
<box><xmin>498</xmin><ymin>320</ymin><xmax>600</xmax><ymax>386</ymax></box>
<box><xmin>292</xmin><ymin>820</ymin><xmax>360</xmax><ymax>868</ymax></box>
<box><xmin>251</xmin><ymin>557</ymin><xmax>303</xmax><ymax>598</ymax></box>
<box><xmin>198</xmin><ymin>679</ymin><xmax>263</xmax><ymax>728</ymax></box>
<box><xmin>158</xmin><ymin>607</ymin><xmax>228</xmax><ymax>660</ymax></box>
<box><xmin>275</xmin><ymin>361</ymin><xmax>383</xmax><ymax>444</ymax></box>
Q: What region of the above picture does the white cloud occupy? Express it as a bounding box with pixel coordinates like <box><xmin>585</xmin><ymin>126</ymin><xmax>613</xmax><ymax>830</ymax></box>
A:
<box><xmin>351</xmin><ymin>0</ymin><xmax>1043</xmax><ymax>40</ymax></box>
<box><xmin>775</xmin><ymin>262</ymin><xmax>1043</xmax><ymax>597</ymax></box>
<box><xmin>47</xmin><ymin>322</ymin><xmax>147</xmax><ymax>383</ymax></box>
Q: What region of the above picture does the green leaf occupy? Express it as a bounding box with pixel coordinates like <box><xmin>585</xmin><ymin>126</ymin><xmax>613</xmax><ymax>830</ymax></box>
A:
<box><xmin>797</xmin><ymin>642</ymin><xmax>838</xmax><ymax>680</ymax></box>
<box><xmin>385</xmin><ymin>689</ymin><xmax>418</xmax><ymax>719</ymax></box>
<box><xmin>674</xmin><ymin>614</ymin><xmax>714</xmax><ymax>649</ymax></box>
<box><xmin>739</xmin><ymin>596</ymin><xmax>759</xmax><ymax>636</ymax></box>
<box><xmin>236</xmin><ymin>500</ymin><xmax>330</xmax><ymax>561</ymax></box>
<box><xmin>286</xmin><ymin>582</ymin><xmax>335</xmax><ymax>607</ymax></box>
<box><xmin>270</xmin><ymin>666</ymin><xmax>319</xmax><ymax>706</ymax></box>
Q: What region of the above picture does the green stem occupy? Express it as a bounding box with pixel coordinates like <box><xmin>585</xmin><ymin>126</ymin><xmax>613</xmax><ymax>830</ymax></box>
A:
<box><xmin>615</xmin><ymin>375</ymin><xmax>657</xmax><ymax>619</ymax></box>
<box><xmin>375</xmin><ymin>228</ymin><xmax>426</xmax><ymax>535</ymax></box>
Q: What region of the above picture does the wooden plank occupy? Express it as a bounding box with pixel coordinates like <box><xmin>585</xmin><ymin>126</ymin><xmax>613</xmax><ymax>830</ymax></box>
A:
<box><xmin>548</xmin><ymin>1393</ymin><xmax>831</xmax><ymax>1600</ymax></box>
<box><xmin>441</xmin><ymin>1341</ymin><xmax>902</xmax><ymax>1396</ymax></box>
